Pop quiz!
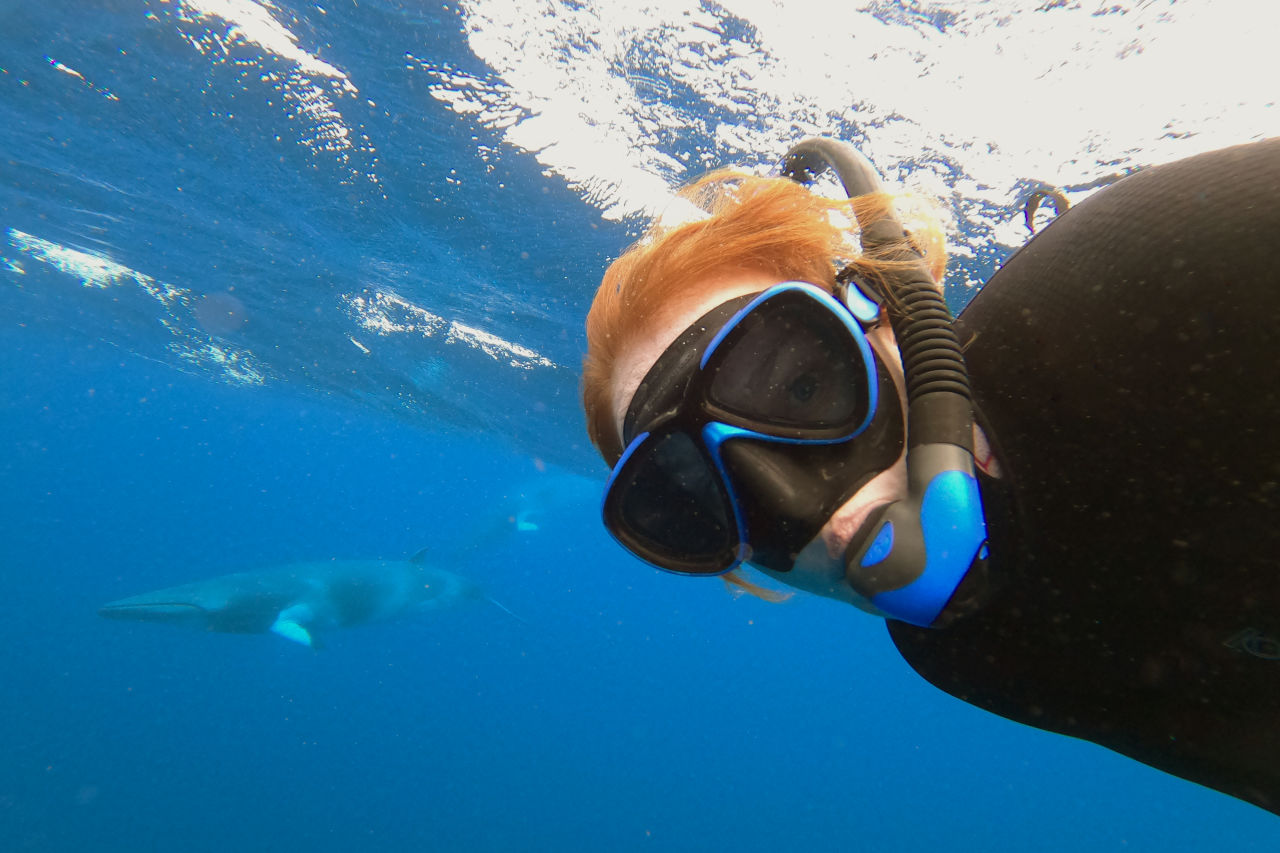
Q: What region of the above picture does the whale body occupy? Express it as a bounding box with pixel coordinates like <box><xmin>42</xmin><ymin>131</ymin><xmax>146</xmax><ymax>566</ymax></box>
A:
<box><xmin>98</xmin><ymin>551</ymin><xmax>484</xmax><ymax>648</ymax></box>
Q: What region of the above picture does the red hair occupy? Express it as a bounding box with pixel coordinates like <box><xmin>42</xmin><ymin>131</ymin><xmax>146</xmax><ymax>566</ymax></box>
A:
<box><xmin>582</xmin><ymin>170</ymin><xmax>947</xmax><ymax>464</ymax></box>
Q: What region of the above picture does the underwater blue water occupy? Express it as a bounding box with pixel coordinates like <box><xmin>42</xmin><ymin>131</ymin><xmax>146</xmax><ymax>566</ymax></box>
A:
<box><xmin>3</xmin><ymin>1</ymin><xmax>1279</xmax><ymax>851</ymax></box>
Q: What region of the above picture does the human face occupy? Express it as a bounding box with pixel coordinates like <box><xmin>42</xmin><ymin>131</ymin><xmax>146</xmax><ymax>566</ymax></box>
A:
<box><xmin>606</xmin><ymin>272</ymin><xmax>910</xmax><ymax>608</ymax></box>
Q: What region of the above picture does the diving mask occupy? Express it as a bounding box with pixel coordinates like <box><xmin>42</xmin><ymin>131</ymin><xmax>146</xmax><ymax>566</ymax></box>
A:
<box><xmin>603</xmin><ymin>281</ymin><xmax>905</xmax><ymax>577</ymax></box>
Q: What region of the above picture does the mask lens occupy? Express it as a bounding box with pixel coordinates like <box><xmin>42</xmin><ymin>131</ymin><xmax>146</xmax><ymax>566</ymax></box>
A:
<box><xmin>705</xmin><ymin>289</ymin><xmax>871</xmax><ymax>433</ymax></box>
<box><xmin>604</xmin><ymin>431</ymin><xmax>737</xmax><ymax>574</ymax></box>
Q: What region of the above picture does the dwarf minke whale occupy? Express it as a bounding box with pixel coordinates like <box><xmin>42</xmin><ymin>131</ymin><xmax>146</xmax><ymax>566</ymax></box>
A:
<box><xmin>98</xmin><ymin>549</ymin><xmax>497</xmax><ymax>648</ymax></box>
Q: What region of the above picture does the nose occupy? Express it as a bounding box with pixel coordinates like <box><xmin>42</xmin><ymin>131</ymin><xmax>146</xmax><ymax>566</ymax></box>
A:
<box><xmin>716</xmin><ymin>438</ymin><xmax>837</xmax><ymax>572</ymax></box>
<box><xmin>719</xmin><ymin>439</ymin><xmax>824</xmax><ymax>519</ymax></box>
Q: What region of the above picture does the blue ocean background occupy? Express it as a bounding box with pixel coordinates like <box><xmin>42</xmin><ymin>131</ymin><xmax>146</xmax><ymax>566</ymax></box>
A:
<box><xmin>3</xmin><ymin>1</ymin><xmax>1278</xmax><ymax>850</ymax></box>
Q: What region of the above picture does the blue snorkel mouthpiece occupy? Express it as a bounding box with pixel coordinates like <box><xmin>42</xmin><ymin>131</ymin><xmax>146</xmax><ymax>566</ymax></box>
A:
<box><xmin>780</xmin><ymin>138</ymin><xmax>989</xmax><ymax>628</ymax></box>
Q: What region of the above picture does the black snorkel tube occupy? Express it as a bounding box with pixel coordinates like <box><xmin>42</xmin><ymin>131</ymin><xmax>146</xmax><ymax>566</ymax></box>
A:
<box><xmin>780</xmin><ymin>138</ymin><xmax>988</xmax><ymax>627</ymax></box>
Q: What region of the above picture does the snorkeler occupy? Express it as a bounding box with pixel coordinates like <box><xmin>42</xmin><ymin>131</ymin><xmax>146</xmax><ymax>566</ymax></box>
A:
<box><xmin>581</xmin><ymin>136</ymin><xmax>1280</xmax><ymax>815</ymax></box>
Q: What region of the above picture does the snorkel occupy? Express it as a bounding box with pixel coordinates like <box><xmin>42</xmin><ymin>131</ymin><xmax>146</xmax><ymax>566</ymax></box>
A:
<box><xmin>780</xmin><ymin>138</ymin><xmax>988</xmax><ymax>627</ymax></box>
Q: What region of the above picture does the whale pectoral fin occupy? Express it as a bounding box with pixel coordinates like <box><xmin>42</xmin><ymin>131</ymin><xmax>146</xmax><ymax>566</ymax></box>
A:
<box><xmin>270</xmin><ymin>617</ymin><xmax>314</xmax><ymax>647</ymax></box>
<box><xmin>270</xmin><ymin>605</ymin><xmax>316</xmax><ymax>648</ymax></box>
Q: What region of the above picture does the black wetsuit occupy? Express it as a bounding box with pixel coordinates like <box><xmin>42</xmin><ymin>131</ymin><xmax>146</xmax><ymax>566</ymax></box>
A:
<box><xmin>888</xmin><ymin>138</ymin><xmax>1280</xmax><ymax>814</ymax></box>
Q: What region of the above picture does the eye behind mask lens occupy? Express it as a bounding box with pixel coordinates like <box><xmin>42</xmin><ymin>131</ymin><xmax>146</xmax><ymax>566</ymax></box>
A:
<box><xmin>607</xmin><ymin>430</ymin><xmax>738</xmax><ymax>573</ymax></box>
<box><xmin>704</xmin><ymin>294</ymin><xmax>872</xmax><ymax>435</ymax></box>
